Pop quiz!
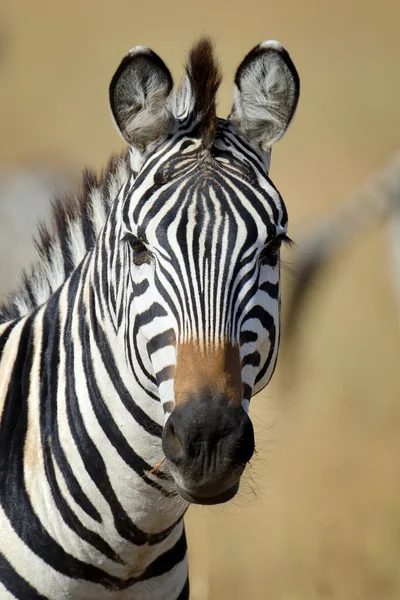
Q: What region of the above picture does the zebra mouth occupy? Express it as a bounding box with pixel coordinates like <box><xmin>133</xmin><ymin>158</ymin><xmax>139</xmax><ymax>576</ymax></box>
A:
<box><xmin>176</xmin><ymin>482</ymin><xmax>239</xmax><ymax>505</ymax></box>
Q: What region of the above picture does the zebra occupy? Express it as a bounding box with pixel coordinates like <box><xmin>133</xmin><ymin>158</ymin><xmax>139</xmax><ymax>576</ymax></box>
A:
<box><xmin>0</xmin><ymin>37</ymin><xmax>300</xmax><ymax>599</ymax></box>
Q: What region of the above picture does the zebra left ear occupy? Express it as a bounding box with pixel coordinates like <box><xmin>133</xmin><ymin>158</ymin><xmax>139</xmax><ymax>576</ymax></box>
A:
<box><xmin>109</xmin><ymin>47</ymin><xmax>174</xmax><ymax>152</ymax></box>
<box><xmin>231</xmin><ymin>41</ymin><xmax>300</xmax><ymax>150</ymax></box>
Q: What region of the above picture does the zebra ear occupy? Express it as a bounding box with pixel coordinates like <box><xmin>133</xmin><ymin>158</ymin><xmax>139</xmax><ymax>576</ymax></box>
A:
<box><xmin>109</xmin><ymin>47</ymin><xmax>174</xmax><ymax>152</ymax></box>
<box><xmin>231</xmin><ymin>41</ymin><xmax>300</xmax><ymax>150</ymax></box>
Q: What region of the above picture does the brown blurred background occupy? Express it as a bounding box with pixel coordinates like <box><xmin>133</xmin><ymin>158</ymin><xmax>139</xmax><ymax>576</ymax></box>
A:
<box><xmin>1</xmin><ymin>1</ymin><xmax>400</xmax><ymax>598</ymax></box>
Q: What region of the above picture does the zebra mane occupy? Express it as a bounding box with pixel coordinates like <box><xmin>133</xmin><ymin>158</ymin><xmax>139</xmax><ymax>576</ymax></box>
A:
<box><xmin>184</xmin><ymin>37</ymin><xmax>222</xmax><ymax>148</ymax></box>
<box><xmin>0</xmin><ymin>151</ymin><xmax>130</xmax><ymax>322</ymax></box>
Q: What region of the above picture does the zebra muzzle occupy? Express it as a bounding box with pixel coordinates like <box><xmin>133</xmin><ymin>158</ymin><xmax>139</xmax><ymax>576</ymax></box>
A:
<box><xmin>162</xmin><ymin>391</ymin><xmax>255</xmax><ymax>505</ymax></box>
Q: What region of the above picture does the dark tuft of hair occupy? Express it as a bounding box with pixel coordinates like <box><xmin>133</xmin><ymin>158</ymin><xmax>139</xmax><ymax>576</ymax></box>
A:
<box><xmin>186</xmin><ymin>37</ymin><xmax>222</xmax><ymax>149</ymax></box>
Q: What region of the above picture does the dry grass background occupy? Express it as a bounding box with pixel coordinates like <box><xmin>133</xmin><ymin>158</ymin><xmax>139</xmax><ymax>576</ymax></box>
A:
<box><xmin>1</xmin><ymin>1</ymin><xmax>400</xmax><ymax>598</ymax></box>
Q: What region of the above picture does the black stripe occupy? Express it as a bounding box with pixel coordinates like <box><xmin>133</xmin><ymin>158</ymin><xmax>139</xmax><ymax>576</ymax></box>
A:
<box><xmin>116</xmin><ymin>260</ymin><xmax>130</xmax><ymax>329</ymax></box>
<box><xmin>108</xmin><ymin>228</ymin><xmax>118</xmax><ymax>316</ymax></box>
<box><xmin>260</xmin><ymin>280</ymin><xmax>280</xmax><ymax>299</ymax></box>
<box><xmin>131</xmin><ymin>280</ymin><xmax>150</xmax><ymax>296</ymax></box>
<box><xmin>100</xmin><ymin>229</ymin><xmax>113</xmax><ymax>318</ymax></box>
<box><xmin>255</xmin><ymin>320</ymin><xmax>276</xmax><ymax>385</ymax></box>
<box><xmin>0</xmin><ymin>313</ymin><xmax>34</xmax><ymax>479</ymax></box>
<box><xmin>147</xmin><ymin>329</ymin><xmax>175</xmax><ymax>356</ymax></box>
<box><xmin>241</xmin><ymin>305</ymin><xmax>274</xmax><ymax>332</ymax></box>
<box><xmin>0</xmin><ymin>552</ymin><xmax>49</xmax><ymax>600</ymax></box>
<box><xmin>93</xmin><ymin>242</ymin><xmax>106</xmax><ymax>324</ymax></box>
<box><xmin>240</xmin><ymin>330</ymin><xmax>258</xmax><ymax>345</ymax></box>
<box><xmin>80</xmin><ymin>194</ymin><xmax>96</xmax><ymax>251</ymax></box>
<box><xmin>155</xmin><ymin>365</ymin><xmax>175</xmax><ymax>385</ymax></box>
<box><xmin>132</xmin><ymin>525</ymin><xmax>187</xmax><ymax>584</ymax></box>
<box><xmin>242</xmin><ymin>351</ymin><xmax>261</xmax><ymax>368</ymax></box>
<box><xmin>0</xmin><ymin>320</ymin><xmax>18</xmax><ymax>360</ymax></box>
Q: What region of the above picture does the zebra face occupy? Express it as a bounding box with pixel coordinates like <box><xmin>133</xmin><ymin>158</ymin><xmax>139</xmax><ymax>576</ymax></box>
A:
<box><xmin>110</xmin><ymin>38</ymin><xmax>299</xmax><ymax>504</ymax></box>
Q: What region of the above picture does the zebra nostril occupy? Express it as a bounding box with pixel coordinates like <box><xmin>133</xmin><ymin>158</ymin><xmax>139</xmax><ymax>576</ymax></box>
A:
<box><xmin>169</xmin><ymin>424</ymin><xmax>183</xmax><ymax>451</ymax></box>
<box><xmin>163</xmin><ymin>418</ymin><xmax>184</xmax><ymax>465</ymax></box>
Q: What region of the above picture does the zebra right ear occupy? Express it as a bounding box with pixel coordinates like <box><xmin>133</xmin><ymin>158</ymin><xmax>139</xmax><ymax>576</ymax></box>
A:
<box><xmin>231</xmin><ymin>41</ymin><xmax>300</xmax><ymax>150</ymax></box>
<box><xmin>109</xmin><ymin>47</ymin><xmax>174</xmax><ymax>152</ymax></box>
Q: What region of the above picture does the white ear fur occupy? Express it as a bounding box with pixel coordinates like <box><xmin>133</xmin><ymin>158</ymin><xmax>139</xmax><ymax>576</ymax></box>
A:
<box><xmin>109</xmin><ymin>47</ymin><xmax>174</xmax><ymax>151</ymax></box>
<box><xmin>173</xmin><ymin>72</ymin><xmax>194</xmax><ymax>120</ymax></box>
<box><xmin>232</xmin><ymin>41</ymin><xmax>300</xmax><ymax>150</ymax></box>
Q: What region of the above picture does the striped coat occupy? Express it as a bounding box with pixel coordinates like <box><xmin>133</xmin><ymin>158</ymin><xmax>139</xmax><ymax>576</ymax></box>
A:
<box><xmin>0</xmin><ymin>38</ymin><xmax>299</xmax><ymax>599</ymax></box>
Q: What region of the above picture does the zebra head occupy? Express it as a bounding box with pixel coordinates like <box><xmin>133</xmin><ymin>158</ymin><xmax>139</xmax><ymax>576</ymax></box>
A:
<box><xmin>109</xmin><ymin>39</ymin><xmax>299</xmax><ymax>505</ymax></box>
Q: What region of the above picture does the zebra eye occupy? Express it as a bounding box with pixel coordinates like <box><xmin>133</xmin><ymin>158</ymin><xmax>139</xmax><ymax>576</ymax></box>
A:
<box><xmin>260</xmin><ymin>237</ymin><xmax>282</xmax><ymax>263</ymax></box>
<box><xmin>260</xmin><ymin>234</ymin><xmax>291</xmax><ymax>265</ymax></box>
<box><xmin>266</xmin><ymin>237</ymin><xmax>283</xmax><ymax>255</ymax></box>
<box><xmin>123</xmin><ymin>234</ymin><xmax>149</xmax><ymax>264</ymax></box>
<box><xmin>130</xmin><ymin>239</ymin><xmax>147</xmax><ymax>255</ymax></box>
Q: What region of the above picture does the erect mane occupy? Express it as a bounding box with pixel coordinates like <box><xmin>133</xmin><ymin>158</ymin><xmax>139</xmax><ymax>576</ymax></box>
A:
<box><xmin>185</xmin><ymin>37</ymin><xmax>222</xmax><ymax>148</ymax></box>
<box><xmin>0</xmin><ymin>151</ymin><xmax>130</xmax><ymax>323</ymax></box>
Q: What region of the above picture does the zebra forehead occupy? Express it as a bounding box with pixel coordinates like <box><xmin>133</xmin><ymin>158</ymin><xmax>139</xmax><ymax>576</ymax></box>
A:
<box><xmin>128</xmin><ymin>150</ymin><xmax>281</xmax><ymax>233</ymax></box>
<box><xmin>133</xmin><ymin>183</ymin><xmax>272</xmax><ymax>249</ymax></box>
